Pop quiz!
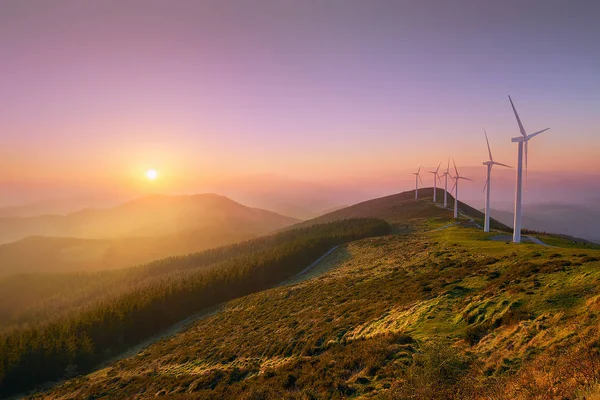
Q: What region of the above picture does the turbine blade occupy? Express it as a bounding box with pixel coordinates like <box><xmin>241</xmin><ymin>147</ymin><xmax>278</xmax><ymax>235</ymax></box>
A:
<box><xmin>508</xmin><ymin>95</ymin><xmax>527</xmax><ymax>137</ymax></box>
<box><xmin>492</xmin><ymin>161</ymin><xmax>512</xmax><ymax>168</ymax></box>
<box><xmin>482</xmin><ymin>177</ymin><xmax>489</xmax><ymax>193</ymax></box>
<box><xmin>484</xmin><ymin>129</ymin><xmax>493</xmax><ymax>161</ymax></box>
<box><xmin>435</xmin><ymin>162</ymin><xmax>441</xmax><ymax>174</ymax></box>
<box><xmin>418</xmin><ymin>174</ymin><xmax>423</xmax><ymax>185</ymax></box>
<box><xmin>461</xmin><ymin>177</ymin><xmax>473</xmax><ymax>181</ymax></box>
<box><xmin>527</xmin><ymin>128</ymin><xmax>549</xmax><ymax>140</ymax></box>
<box><xmin>446</xmin><ymin>158</ymin><xmax>450</xmax><ymax>173</ymax></box>
<box><xmin>417</xmin><ymin>165</ymin><xmax>421</xmax><ymax>174</ymax></box>
<box><xmin>451</xmin><ymin>180</ymin><xmax>457</xmax><ymax>193</ymax></box>
<box><xmin>452</xmin><ymin>158</ymin><xmax>458</xmax><ymax>177</ymax></box>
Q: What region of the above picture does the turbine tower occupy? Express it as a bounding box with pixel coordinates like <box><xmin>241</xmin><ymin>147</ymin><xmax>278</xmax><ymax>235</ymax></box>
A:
<box><xmin>451</xmin><ymin>159</ymin><xmax>472</xmax><ymax>219</ymax></box>
<box><xmin>412</xmin><ymin>166</ymin><xmax>423</xmax><ymax>199</ymax></box>
<box><xmin>428</xmin><ymin>163</ymin><xmax>442</xmax><ymax>203</ymax></box>
<box><xmin>508</xmin><ymin>96</ymin><xmax>549</xmax><ymax>243</ymax></box>
<box><xmin>442</xmin><ymin>159</ymin><xmax>452</xmax><ymax>208</ymax></box>
<box><xmin>482</xmin><ymin>130</ymin><xmax>511</xmax><ymax>233</ymax></box>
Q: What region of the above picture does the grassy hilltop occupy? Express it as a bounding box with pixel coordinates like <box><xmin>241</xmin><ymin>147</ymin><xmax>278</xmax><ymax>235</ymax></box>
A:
<box><xmin>18</xmin><ymin>189</ymin><xmax>600</xmax><ymax>399</ymax></box>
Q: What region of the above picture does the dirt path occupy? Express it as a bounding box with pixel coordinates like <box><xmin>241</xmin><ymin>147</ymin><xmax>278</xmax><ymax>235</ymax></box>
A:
<box><xmin>431</xmin><ymin>222</ymin><xmax>460</xmax><ymax>231</ymax></box>
<box><xmin>524</xmin><ymin>235</ymin><xmax>553</xmax><ymax>247</ymax></box>
<box><xmin>490</xmin><ymin>235</ymin><xmax>553</xmax><ymax>247</ymax></box>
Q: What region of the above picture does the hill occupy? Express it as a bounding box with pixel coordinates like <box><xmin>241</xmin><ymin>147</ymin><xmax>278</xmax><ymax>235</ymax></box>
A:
<box><xmin>0</xmin><ymin>219</ymin><xmax>389</xmax><ymax>397</ymax></box>
<box><xmin>16</xmin><ymin>189</ymin><xmax>600</xmax><ymax>399</ymax></box>
<box><xmin>294</xmin><ymin>187</ymin><xmax>510</xmax><ymax>231</ymax></box>
<box><xmin>0</xmin><ymin>194</ymin><xmax>299</xmax><ymax>275</ymax></box>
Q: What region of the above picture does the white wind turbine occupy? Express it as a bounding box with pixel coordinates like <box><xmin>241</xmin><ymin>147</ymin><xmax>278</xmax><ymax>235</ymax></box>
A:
<box><xmin>508</xmin><ymin>96</ymin><xmax>549</xmax><ymax>243</ymax></box>
<box><xmin>451</xmin><ymin>159</ymin><xmax>472</xmax><ymax>219</ymax></box>
<box><xmin>482</xmin><ymin>130</ymin><xmax>511</xmax><ymax>233</ymax></box>
<box><xmin>413</xmin><ymin>166</ymin><xmax>423</xmax><ymax>199</ymax></box>
<box><xmin>428</xmin><ymin>163</ymin><xmax>442</xmax><ymax>203</ymax></box>
<box><xmin>442</xmin><ymin>159</ymin><xmax>452</xmax><ymax>208</ymax></box>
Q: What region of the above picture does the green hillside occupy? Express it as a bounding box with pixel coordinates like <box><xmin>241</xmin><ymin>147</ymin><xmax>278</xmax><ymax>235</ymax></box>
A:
<box><xmin>17</xmin><ymin>190</ymin><xmax>600</xmax><ymax>399</ymax></box>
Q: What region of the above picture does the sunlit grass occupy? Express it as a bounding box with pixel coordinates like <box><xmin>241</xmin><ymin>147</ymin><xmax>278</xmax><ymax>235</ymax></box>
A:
<box><xmin>33</xmin><ymin>220</ymin><xmax>600</xmax><ymax>399</ymax></box>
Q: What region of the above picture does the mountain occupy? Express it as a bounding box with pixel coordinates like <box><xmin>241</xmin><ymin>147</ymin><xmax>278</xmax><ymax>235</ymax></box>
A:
<box><xmin>27</xmin><ymin>189</ymin><xmax>600</xmax><ymax>399</ymax></box>
<box><xmin>0</xmin><ymin>193</ymin><xmax>299</xmax><ymax>245</ymax></box>
<box><xmin>0</xmin><ymin>194</ymin><xmax>299</xmax><ymax>275</ymax></box>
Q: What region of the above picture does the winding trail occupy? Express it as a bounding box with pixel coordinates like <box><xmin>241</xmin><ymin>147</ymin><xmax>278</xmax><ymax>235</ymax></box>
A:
<box><xmin>489</xmin><ymin>235</ymin><xmax>553</xmax><ymax>247</ymax></box>
<box><xmin>281</xmin><ymin>246</ymin><xmax>339</xmax><ymax>285</ymax></box>
<box><xmin>431</xmin><ymin>222</ymin><xmax>460</xmax><ymax>231</ymax></box>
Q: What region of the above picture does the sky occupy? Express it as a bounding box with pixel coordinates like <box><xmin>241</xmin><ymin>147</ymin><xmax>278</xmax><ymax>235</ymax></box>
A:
<box><xmin>1</xmin><ymin>0</ymin><xmax>599</xmax><ymax>209</ymax></box>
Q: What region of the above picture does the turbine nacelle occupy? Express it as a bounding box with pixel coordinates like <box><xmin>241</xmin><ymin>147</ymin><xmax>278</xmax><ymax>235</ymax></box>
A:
<box><xmin>511</xmin><ymin>128</ymin><xmax>549</xmax><ymax>143</ymax></box>
<box><xmin>484</xmin><ymin>160</ymin><xmax>512</xmax><ymax>167</ymax></box>
<box><xmin>484</xmin><ymin>129</ymin><xmax>511</xmax><ymax>168</ymax></box>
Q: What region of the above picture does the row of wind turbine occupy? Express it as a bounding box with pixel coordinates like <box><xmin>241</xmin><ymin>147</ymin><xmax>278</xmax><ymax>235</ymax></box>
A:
<box><xmin>411</xmin><ymin>97</ymin><xmax>549</xmax><ymax>243</ymax></box>
<box><xmin>413</xmin><ymin>158</ymin><xmax>469</xmax><ymax>217</ymax></box>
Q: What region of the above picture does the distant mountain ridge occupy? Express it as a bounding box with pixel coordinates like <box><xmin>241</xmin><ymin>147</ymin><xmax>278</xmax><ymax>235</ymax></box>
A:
<box><xmin>0</xmin><ymin>194</ymin><xmax>299</xmax><ymax>275</ymax></box>
<box><xmin>0</xmin><ymin>193</ymin><xmax>299</xmax><ymax>245</ymax></box>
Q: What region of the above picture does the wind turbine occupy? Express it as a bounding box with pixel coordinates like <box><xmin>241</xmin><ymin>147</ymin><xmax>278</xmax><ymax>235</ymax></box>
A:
<box><xmin>442</xmin><ymin>159</ymin><xmax>452</xmax><ymax>208</ymax></box>
<box><xmin>482</xmin><ymin>130</ymin><xmax>511</xmax><ymax>233</ymax></box>
<box><xmin>508</xmin><ymin>96</ymin><xmax>549</xmax><ymax>243</ymax></box>
<box><xmin>412</xmin><ymin>166</ymin><xmax>423</xmax><ymax>199</ymax></box>
<box><xmin>428</xmin><ymin>163</ymin><xmax>442</xmax><ymax>203</ymax></box>
<box><xmin>451</xmin><ymin>159</ymin><xmax>472</xmax><ymax>219</ymax></box>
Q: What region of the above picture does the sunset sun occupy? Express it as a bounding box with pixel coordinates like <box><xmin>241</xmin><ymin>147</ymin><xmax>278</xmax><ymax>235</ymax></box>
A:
<box><xmin>145</xmin><ymin>169</ymin><xmax>158</xmax><ymax>181</ymax></box>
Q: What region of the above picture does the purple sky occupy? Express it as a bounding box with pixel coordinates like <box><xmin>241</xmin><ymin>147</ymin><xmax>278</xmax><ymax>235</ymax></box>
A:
<box><xmin>1</xmin><ymin>0</ymin><xmax>599</xmax><ymax>207</ymax></box>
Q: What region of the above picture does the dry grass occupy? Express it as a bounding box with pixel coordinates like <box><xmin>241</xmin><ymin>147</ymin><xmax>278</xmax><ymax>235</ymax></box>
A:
<box><xmin>27</xmin><ymin>219</ymin><xmax>600</xmax><ymax>399</ymax></box>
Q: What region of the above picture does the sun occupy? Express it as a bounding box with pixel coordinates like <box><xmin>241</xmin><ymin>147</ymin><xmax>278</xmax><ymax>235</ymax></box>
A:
<box><xmin>145</xmin><ymin>169</ymin><xmax>158</xmax><ymax>181</ymax></box>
